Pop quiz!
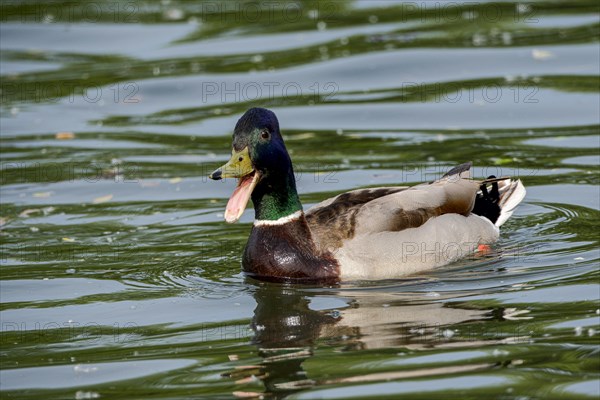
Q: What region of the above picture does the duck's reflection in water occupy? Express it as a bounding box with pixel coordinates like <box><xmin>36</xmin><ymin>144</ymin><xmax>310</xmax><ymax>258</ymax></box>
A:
<box><xmin>226</xmin><ymin>283</ymin><xmax>524</xmax><ymax>398</ymax></box>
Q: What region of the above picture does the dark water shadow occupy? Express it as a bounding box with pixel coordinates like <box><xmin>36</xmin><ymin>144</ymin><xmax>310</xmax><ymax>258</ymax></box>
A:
<box><xmin>222</xmin><ymin>282</ymin><xmax>524</xmax><ymax>398</ymax></box>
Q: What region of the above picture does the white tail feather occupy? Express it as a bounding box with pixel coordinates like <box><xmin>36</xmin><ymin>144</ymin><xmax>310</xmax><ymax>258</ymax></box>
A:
<box><xmin>495</xmin><ymin>179</ymin><xmax>526</xmax><ymax>227</ymax></box>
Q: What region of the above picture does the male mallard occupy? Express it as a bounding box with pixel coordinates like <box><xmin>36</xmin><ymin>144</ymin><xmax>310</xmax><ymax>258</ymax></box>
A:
<box><xmin>209</xmin><ymin>108</ymin><xmax>526</xmax><ymax>283</ymax></box>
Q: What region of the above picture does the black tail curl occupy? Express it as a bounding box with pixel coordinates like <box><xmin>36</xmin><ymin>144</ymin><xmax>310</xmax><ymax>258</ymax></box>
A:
<box><xmin>472</xmin><ymin>175</ymin><xmax>501</xmax><ymax>224</ymax></box>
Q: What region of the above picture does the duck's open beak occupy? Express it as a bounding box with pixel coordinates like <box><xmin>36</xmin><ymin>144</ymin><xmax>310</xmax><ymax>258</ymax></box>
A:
<box><xmin>209</xmin><ymin>147</ymin><xmax>260</xmax><ymax>223</ymax></box>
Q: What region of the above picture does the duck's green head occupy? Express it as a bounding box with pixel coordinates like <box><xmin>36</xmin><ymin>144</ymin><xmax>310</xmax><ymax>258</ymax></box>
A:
<box><xmin>209</xmin><ymin>108</ymin><xmax>299</xmax><ymax>223</ymax></box>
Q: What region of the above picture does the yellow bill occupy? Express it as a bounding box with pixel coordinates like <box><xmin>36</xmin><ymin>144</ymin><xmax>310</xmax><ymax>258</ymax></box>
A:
<box><xmin>209</xmin><ymin>147</ymin><xmax>260</xmax><ymax>223</ymax></box>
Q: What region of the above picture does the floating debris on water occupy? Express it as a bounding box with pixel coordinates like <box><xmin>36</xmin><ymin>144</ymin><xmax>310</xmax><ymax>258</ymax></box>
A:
<box><xmin>164</xmin><ymin>8</ymin><xmax>184</xmax><ymax>21</ymax></box>
<box><xmin>55</xmin><ymin>132</ymin><xmax>75</xmax><ymax>140</ymax></box>
<box><xmin>73</xmin><ymin>364</ymin><xmax>98</xmax><ymax>374</ymax></box>
<box><xmin>92</xmin><ymin>194</ymin><xmax>113</xmax><ymax>204</ymax></box>
<box><xmin>532</xmin><ymin>49</ymin><xmax>554</xmax><ymax>60</ymax></box>
<box><xmin>75</xmin><ymin>390</ymin><xmax>100</xmax><ymax>399</ymax></box>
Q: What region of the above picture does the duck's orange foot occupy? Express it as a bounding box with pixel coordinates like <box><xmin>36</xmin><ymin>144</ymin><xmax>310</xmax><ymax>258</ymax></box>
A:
<box><xmin>477</xmin><ymin>244</ymin><xmax>492</xmax><ymax>254</ymax></box>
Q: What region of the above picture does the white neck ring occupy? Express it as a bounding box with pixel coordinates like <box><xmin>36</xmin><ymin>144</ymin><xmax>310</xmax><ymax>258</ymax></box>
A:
<box><xmin>254</xmin><ymin>210</ymin><xmax>303</xmax><ymax>226</ymax></box>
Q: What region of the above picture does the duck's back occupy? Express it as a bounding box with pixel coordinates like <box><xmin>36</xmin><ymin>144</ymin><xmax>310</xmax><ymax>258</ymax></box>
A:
<box><xmin>305</xmin><ymin>177</ymin><xmax>481</xmax><ymax>248</ymax></box>
<box><xmin>304</xmin><ymin>169</ymin><xmax>508</xmax><ymax>280</ymax></box>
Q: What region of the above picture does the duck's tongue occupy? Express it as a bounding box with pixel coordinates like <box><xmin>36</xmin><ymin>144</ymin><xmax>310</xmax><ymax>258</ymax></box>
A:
<box><xmin>224</xmin><ymin>171</ymin><xmax>259</xmax><ymax>223</ymax></box>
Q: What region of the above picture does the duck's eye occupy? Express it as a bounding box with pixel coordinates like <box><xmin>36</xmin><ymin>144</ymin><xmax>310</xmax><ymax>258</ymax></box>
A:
<box><xmin>238</xmin><ymin>157</ymin><xmax>243</xmax><ymax>162</ymax></box>
<box><xmin>261</xmin><ymin>130</ymin><xmax>270</xmax><ymax>140</ymax></box>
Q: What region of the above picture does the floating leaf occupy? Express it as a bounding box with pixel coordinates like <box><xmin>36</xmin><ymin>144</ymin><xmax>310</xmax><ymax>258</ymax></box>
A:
<box><xmin>169</xmin><ymin>177</ymin><xmax>183</xmax><ymax>184</ymax></box>
<box><xmin>19</xmin><ymin>208</ymin><xmax>42</xmax><ymax>218</ymax></box>
<box><xmin>232</xmin><ymin>391</ymin><xmax>262</xmax><ymax>398</ymax></box>
<box><xmin>287</xmin><ymin>132</ymin><xmax>315</xmax><ymax>141</ymax></box>
<box><xmin>140</xmin><ymin>181</ymin><xmax>160</xmax><ymax>188</ymax></box>
<box><xmin>92</xmin><ymin>194</ymin><xmax>113</xmax><ymax>204</ymax></box>
<box><xmin>33</xmin><ymin>192</ymin><xmax>52</xmax><ymax>198</ymax></box>
<box><xmin>62</xmin><ymin>237</ymin><xmax>75</xmax><ymax>242</ymax></box>
<box><xmin>235</xmin><ymin>375</ymin><xmax>265</xmax><ymax>384</ymax></box>
<box><xmin>532</xmin><ymin>49</ymin><xmax>554</xmax><ymax>60</ymax></box>
<box><xmin>55</xmin><ymin>131</ymin><xmax>75</xmax><ymax>140</ymax></box>
<box><xmin>493</xmin><ymin>157</ymin><xmax>513</xmax><ymax>165</ymax></box>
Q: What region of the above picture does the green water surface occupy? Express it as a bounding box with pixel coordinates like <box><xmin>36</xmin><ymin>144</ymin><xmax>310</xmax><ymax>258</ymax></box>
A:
<box><xmin>1</xmin><ymin>1</ymin><xmax>599</xmax><ymax>399</ymax></box>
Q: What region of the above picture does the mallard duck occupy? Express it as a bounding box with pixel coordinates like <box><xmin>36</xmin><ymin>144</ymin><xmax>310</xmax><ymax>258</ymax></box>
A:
<box><xmin>209</xmin><ymin>108</ymin><xmax>526</xmax><ymax>283</ymax></box>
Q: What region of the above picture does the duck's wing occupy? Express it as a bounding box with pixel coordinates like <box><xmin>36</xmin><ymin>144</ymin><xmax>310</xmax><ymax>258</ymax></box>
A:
<box><xmin>352</xmin><ymin>176</ymin><xmax>480</xmax><ymax>236</ymax></box>
<box><xmin>305</xmin><ymin>163</ymin><xmax>480</xmax><ymax>252</ymax></box>
<box><xmin>305</xmin><ymin>187</ymin><xmax>409</xmax><ymax>250</ymax></box>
